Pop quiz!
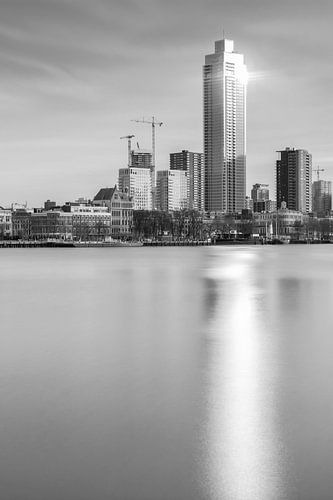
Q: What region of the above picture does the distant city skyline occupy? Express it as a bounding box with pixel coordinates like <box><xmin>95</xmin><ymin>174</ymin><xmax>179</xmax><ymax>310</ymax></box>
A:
<box><xmin>1</xmin><ymin>0</ymin><xmax>333</xmax><ymax>206</ymax></box>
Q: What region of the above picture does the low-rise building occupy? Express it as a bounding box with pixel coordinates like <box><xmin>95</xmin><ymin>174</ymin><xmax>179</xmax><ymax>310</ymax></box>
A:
<box><xmin>64</xmin><ymin>204</ymin><xmax>111</xmax><ymax>241</ymax></box>
<box><xmin>253</xmin><ymin>202</ymin><xmax>304</xmax><ymax>237</ymax></box>
<box><xmin>12</xmin><ymin>209</ymin><xmax>32</xmax><ymax>239</ymax></box>
<box><xmin>0</xmin><ymin>208</ymin><xmax>12</xmax><ymax>239</ymax></box>
<box><xmin>93</xmin><ymin>186</ymin><xmax>133</xmax><ymax>238</ymax></box>
<box><xmin>30</xmin><ymin>211</ymin><xmax>73</xmax><ymax>240</ymax></box>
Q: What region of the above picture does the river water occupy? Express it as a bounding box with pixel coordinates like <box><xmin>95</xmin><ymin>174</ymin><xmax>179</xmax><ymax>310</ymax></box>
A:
<box><xmin>1</xmin><ymin>246</ymin><xmax>333</xmax><ymax>500</ymax></box>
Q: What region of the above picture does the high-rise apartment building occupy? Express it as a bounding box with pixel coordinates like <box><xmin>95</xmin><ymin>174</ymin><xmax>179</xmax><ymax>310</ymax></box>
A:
<box><xmin>276</xmin><ymin>147</ymin><xmax>312</xmax><ymax>213</ymax></box>
<box><xmin>203</xmin><ymin>38</ymin><xmax>247</xmax><ymax>213</ymax></box>
<box><xmin>118</xmin><ymin>167</ymin><xmax>152</xmax><ymax>210</ymax></box>
<box><xmin>170</xmin><ymin>150</ymin><xmax>204</xmax><ymax>211</ymax></box>
<box><xmin>156</xmin><ymin>170</ymin><xmax>188</xmax><ymax>212</ymax></box>
<box><xmin>312</xmin><ymin>180</ymin><xmax>332</xmax><ymax>216</ymax></box>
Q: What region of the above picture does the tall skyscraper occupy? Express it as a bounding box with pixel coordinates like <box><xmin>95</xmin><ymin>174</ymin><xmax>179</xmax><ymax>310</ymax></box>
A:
<box><xmin>203</xmin><ymin>38</ymin><xmax>247</xmax><ymax>213</ymax></box>
<box><xmin>276</xmin><ymin>147</ymin><xmax>312</xmax><ymax>213</ymax></box>
<box><xmin>170</xmin><ymin>150</ymin><xmax>204</xmax><ymax>211</ymax></box>
<box><xmin>312</xmin><ymin>180</ymin><xmax>332</xmax><ymax>216</ymax></box>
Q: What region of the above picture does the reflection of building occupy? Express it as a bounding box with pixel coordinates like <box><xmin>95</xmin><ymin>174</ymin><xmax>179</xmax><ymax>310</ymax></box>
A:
<box><xmin>156</xmin><ymin>170</ymin><xmax>188</xmax><ymax>211</ymax></box>
<box><xmin>276</xmin><ymin>147</ymin><xmax>312</xmax><ymax>213</ymax></box>
<box><xmin>203</xmin><ymin>38</ymin><xmax>247</xmax><ymax>213</ymax></box>
<box><xmin>93</xmin><ymin>186</ymin><xmax>133</xmax><ymax>237</ymax></box>
<box><xmin>312</xmin><ymin>180</ymin><xmax>332</xmax><ymax>216</ymax></box>
<box><xmin>118</xmin><ymin>167</ymin><xmax>152</xmax><ymax>210</ymax></box>
<box><xmin>170</xmin><ymin>150</ymin><xmax>204</xmax><ymax>210</ymax></box>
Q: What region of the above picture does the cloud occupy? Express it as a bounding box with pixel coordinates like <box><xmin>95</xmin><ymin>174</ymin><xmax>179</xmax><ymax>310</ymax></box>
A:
<box><xmin>1</xmin><ymin>0</ymin><xmax>333</xmax><ymax>205</ymax></box>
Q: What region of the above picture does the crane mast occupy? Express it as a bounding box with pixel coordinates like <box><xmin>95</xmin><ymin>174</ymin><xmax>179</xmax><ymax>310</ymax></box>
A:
<box><xmin>131</xmin><ymin>116</ymin><xmax>163</xmax><ymax>208</ymax></box>
<box><xmin>313</xmin><ymin>166</ymin><xmax>325</xmax><ymax>182</ymax></box>
<box><xmin>120</xmin><ymin>135</ymin><xmax>135</xmax><ymax>167</ymax></box>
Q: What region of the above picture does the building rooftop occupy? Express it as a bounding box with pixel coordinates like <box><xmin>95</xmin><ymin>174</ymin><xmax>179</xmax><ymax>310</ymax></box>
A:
<box><xmin>93</xmin><ymin>187</ymin><xmax>116</xmax><ymax>201</ymax></box>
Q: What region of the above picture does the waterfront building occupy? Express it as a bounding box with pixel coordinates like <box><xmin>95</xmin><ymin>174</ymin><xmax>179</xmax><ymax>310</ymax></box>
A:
<box><xmin>0</xmin><ymin>208</ymin><xmax>12</xmax><ymax>239</ymax></box>
<box><xmin>156</xmin><ymin>170</ymin><xmax>188</xmax><ymax>211</ymax></box>
<box><xmin>118</xmin><ymin>167</ymin><xmax>152</xmax><ymax>210</ymax></box>
<box><xmin>253</xmin><ymin>203</ymin><xmax>304</xmax><ymax>238</ymax></box>
<box><xmin>312</xmin><ymin>180</ymin><xmax>332</xmax><ymax>216</ymax></box>
<box><xmin>12</xmin><ymin>209</ymin><xmax>32</xmax><ymax>239</ymax></box>
<box><xmin>276</xmin><ymin>147</ymin><xmax>312</xmax><ymax>213</ymax></box>
<box><xmin>203</xmin><ymin>38</ymin><xmax>247</xmax><ymax>213</ymax></box>
<box><xmin>62</xmin><ymin>204</ymin><xmax>111</xmax><ymax>241</ymax></box>
<box><xmin>93</xmin><ymin>186</ymin><xmax>133</xmax><ymax>237</ymax></box>
<box><xmin>30</xmin><ymin>211</ymin><xmax>73</xmax><ymax>240</ymax></box>
<box><xmin>170</xmin><ymin>150</ymin><xmax>204</xmax><ymax>211</ymax></box>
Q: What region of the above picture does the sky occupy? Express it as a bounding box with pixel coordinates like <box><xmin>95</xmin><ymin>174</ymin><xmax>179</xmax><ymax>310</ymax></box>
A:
<box><xmin>1</xmin><ymin>0</ymin><xmax>333</xmax><ymax>206</ymax></box>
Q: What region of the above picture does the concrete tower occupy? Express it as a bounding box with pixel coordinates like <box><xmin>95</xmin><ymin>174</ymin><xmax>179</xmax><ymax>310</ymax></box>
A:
<box><xmin>203</xmin><ymin>38</ymin><xmax>247</xmax><ymax>213</ymax></box>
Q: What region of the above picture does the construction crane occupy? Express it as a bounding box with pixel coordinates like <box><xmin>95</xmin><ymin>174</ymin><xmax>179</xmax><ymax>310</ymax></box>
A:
<box><xmin>120</xmin><ymin>135</ymin><xmax>135</xmax><ymax>167</ymax></box>
<box><xmin>313</xmin><ymin>166</ymin><xmax>325</xmax><ymax>181</ymax></box>
<box><xmin>131</xmin><ymin>116</ymin><xmax>163</xmax><ymax>189</ymax></box>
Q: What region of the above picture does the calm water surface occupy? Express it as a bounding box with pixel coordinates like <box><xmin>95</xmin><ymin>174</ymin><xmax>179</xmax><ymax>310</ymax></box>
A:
<box><xmin>1</xmin><ymin>246</ymin><xmax>333</xmax><ymax>499</ymax></box>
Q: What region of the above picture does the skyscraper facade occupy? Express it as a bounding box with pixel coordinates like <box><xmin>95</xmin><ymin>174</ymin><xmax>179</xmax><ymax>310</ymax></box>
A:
<box><xmin>203</xmin><ymin>38</ymin><xmax>247</xmax><ymax>213</ymax></box>
<box><xmin>276</xmin><ymin>147</ymin><xmax>312</xmax><ymax>213</ymax></box>
<box><xmin>312</xmin><ymin>180</ymin><xmax>332</xmax><ymax>216</ymax></box>
<box><xmin>170</xmin><ymin>150</ymin><xmax>204</xmax><ymax>211</ymax></box>
<box><xmin>156</xmin><ymin>170</ymin><xmax>188</xmax><ymax>212</ymax></box>
<box><xmin>118</xmin><ymin>167</ymin><xmax>152</xmax><ymax>210</ymax></box>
